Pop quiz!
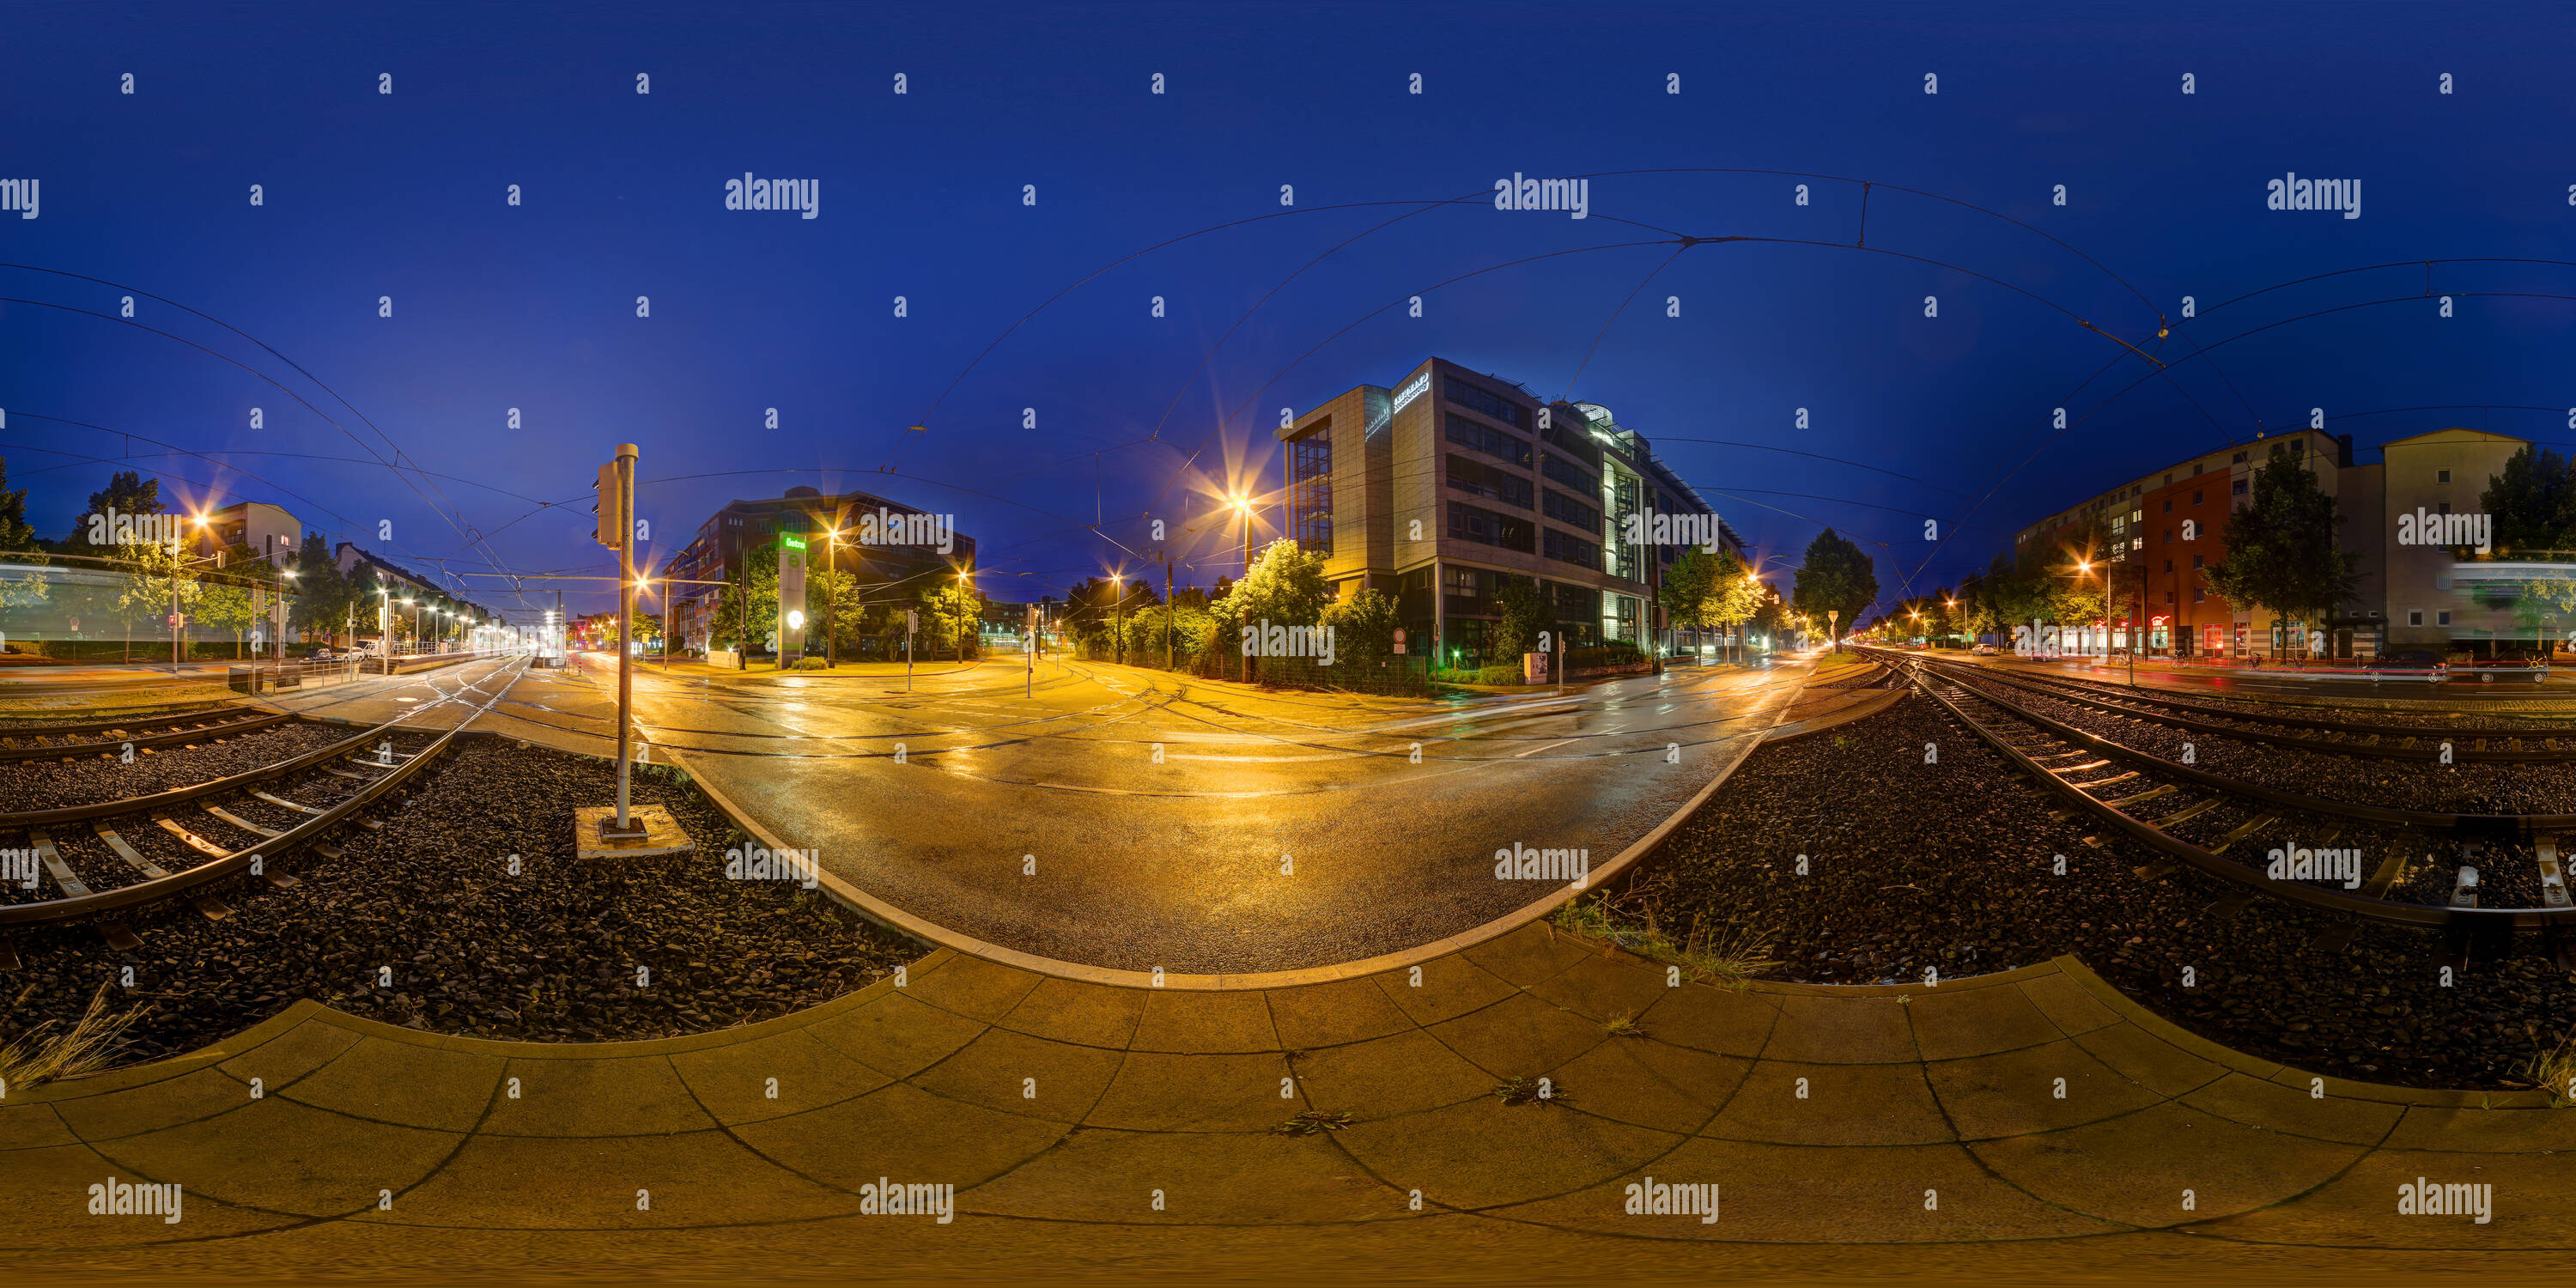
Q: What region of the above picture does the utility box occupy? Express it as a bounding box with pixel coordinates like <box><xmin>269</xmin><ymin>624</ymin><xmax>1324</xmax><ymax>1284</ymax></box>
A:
<box><xmin>1524</xmin><ymin>650</ymin><xmax>1550</xmax><ymax>684</ymax></box>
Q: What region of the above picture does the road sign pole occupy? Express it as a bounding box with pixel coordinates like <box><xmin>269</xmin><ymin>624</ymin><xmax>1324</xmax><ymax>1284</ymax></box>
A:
<box><xmin>906</xmin><ymin>608</ymin><xmax>916</xmax><ymax>691</ymax></box>
<box><xmin>615</xmin><ymin>443</ymin><xmax>638</xmax><ymax>831</ymax></box>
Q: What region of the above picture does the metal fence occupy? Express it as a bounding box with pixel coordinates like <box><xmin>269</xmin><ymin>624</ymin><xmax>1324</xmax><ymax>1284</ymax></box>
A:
<box><xmin>1075</xmin><ymin>643</ymin><xmax>1435</xmax><ymax>697</ymax></box>
<box><xmin>227</xmin><ymin>659</ymin><xmax>365</xmax><ymax>694</ymax></box>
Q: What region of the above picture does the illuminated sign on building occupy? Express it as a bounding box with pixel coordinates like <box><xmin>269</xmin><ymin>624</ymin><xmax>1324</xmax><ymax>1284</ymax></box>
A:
<box><xmin>1392</xmin><ymin>372</ymin><xmax>1431</xmax><ymax>413</ymax></box>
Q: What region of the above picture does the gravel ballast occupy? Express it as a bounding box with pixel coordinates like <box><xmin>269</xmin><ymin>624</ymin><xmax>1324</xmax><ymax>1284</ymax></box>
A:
<box><xmin>0</xmin><ymin>736</ymin><xmax>920</xmax><ymax>1069</ymax></box>
<box><xmin>1621</xmin><ymin>690</ymin><xmax>2576</xmax><ymax>1091</ymax></box>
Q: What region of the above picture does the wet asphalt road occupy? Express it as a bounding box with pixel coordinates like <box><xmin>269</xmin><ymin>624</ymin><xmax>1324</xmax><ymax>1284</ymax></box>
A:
<box><xmin>226</xmin><ymin>650</ymin><xmax>1809</xmax><ymax>974</ymax></box>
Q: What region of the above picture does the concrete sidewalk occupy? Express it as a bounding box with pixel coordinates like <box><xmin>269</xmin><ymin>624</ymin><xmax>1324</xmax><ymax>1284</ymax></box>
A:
<box><xmin>4</xmin><ymin>920</ymin><xmax>2566</xmax><ymax>1280</ymax></box>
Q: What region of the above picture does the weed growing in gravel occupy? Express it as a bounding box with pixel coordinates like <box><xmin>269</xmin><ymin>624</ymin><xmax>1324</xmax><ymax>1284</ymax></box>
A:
<box><xmin>1273</xmin><ymin>1109</ymin><xmax>1354</xmax><ymax>1135</ymax></box>
<box><xmin>1551</xmin><ymin>884</ymin><xmax>1781</xmax><ymax>989</ymax></box>
<box><xmin>2518</xmin><ymin>1030</ymin><xmax>2576</xmax><ymax>1107</ymax></box>
<box><xmin>1492</xmin><ymin>1075</ymin><xmax>1569</xmax><ymax>1107</ymax></box>
<box><xmin>0</xmin><ymin>984</ymin><xmax>143</xmax><ymax>1088</ymax></box>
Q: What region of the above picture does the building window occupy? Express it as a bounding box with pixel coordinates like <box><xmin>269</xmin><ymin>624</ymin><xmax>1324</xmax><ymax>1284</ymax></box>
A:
<box><xmin>2438</xmin><ymin>611</ymin><xmax>2451</xmax><ymax>626</ymax></box>
<box><xmin>1443</xmin><ymin>376</ymin><xmax>1524</xmax><ymax>428</ymax></box>
<box><xmin>2436</xmin><ymin>501</ymin><xmax>2451</xmax><ymax>514</ymax></box>
<box><xmin>2194</xmin><ymin>463</ymin><xmax>2204</xmax><ymax>476</ymax></box>
<box><xmin>1445</xmin><ymin>415</ymin><xmax>1532</xmax><ymax>468</ymax></box>
<box><xmin>2192</xmin><ymin>554</ymin><xmax>2204</xmax><ymax>568</ymax></box>
<box><xmin>1288</xmin><ymin>428</ymin><xmax>1333</xmax><ymax>555</ymax></box>
<box><xmin>2407</xmin><ymin>610</ymin><xmax>2423</xmax><ymax>626</ymax></box>
<box><xmin>2194</xmin><ymin>588</ymin><xmax>2206</xmax><ymax>604</ymax></box>
<box><xmin>2192</xmin><ymin>489</ymin><xmax>2203</xmax><ymax>505</ymax></box>
<box><xmin>1542</xmin><ymin>527</ymin><xmax>1600</xmax><ymax>569</ymax></box>
<box><xmin>2232</xmin><ymin>451</ymin><xmax>2247</xmax><ymax>464</ymax></box>
<box><xmin>2163</xmin><ymin>529</ymin><xmax>2173</xmax><ymax>545</ymax></box>
<box><xmin>2165</xmin><ymin>590</ymin><xmax>2177</xmax><ymax>605</ymax></box>
<box><xmin>1447</xmin><ymin>501</ymin><xmax>1533</xmax><ymax>552</ymax></box>
<box><xmin>2162</xmin><ymin>498</ymin><xmax>2172</xmax><ymax>513</ymax></box>
<box><xmin>2163</xmin><ymin>558</ymin><xmax>2174</xmax><ymax>573</ymax></box>
<box><xmin>2437</xmin><ymin>468</ymin><xmax>2451</xmax><ymax>483</ymax></box>
<box><xmin>2232</xmin><ymin>479</ymin><xmax>2248</xmax><ymax>495</ymax></box>
<box><xmin>1446</xmin><ymin>454</ymin><xmax>1532</xmax><ymax>508</ymax></box>
<box><xmin>1542</xmin><ymin>489</ymin><xmax>1601</xmax><ymax>533</ymax></box>
<box><xmin>1540</xmin><ymin>453</ymin><xmax>1597</xmax><ymax>495</ymax></box>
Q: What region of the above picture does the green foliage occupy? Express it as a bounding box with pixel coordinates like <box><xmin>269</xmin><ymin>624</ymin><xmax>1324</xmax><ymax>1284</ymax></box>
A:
<box><xmin>1320</xmin><ymin>587</ymin><xmax>1398</xmax><ymax>665</ymax></box>
<box><xmin>2203</xmin><ymin>453</ymin><xmax>2360</xmax><ymax>623</ymax></box>
<box><xmin>1488</xmin><ymin>577</ymin><xmax>1549</xmax><ymax>659</ymax></box>
<box><xmin>2482</xmin><ymin>444</ymin><xmax>2576</xmax><ymax>556</ymax></box>
<box><xmin>0</xmin><ymin>457</ymin><xmax>37</xmax><ymax>553</ymax></box>
<box><xmin>922</xmin><ymin>577</ymin><xmax>982</xmax><ymax>657</ymax></box>
<box><xmin>714</xmin><ymin>541</ymin><xmax>779</xmax><ymax>650</ymax></box>
<box><xmin>1214</xmin><ymin>540</ymin><xmax>1327</xmax><ymax>655</ymax></box>
<box><xmin>1789</xmin><ymin>528</ymin><xmax>1879</xmax><ymax>642</ymax></box>
<box><xmin>76</xmin><ymin>470</ymin><xmax>163</xmax><ymax>545</ymax></box>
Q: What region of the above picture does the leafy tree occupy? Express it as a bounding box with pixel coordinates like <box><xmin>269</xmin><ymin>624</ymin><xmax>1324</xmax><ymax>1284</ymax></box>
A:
<box><xmin>0</xmin><ymin>457</ymin><xmax>36</xmax><ymax>553</ymax></box>
<box><xmin>1657</xmin><ymin>546</ymin><xmax>1719</xmax><ymax>641</ymax></box>
<box><xmin>1219</xmin><ymin>540</ymin><xmax>1327</xmax><ymax>648</ymax></box>
<box><xmin>115</xmin><ymin>538</ymin><xmax>204</xmax><ymax>660</ymax></box>
<box><xmin>76</xmin><ymin>470</ymin><xmax>164</xmax><ymax>546</ymax></box>
<box><xmin>2481</xmin><ymin>444</ymin><xmax>2574</xmax><ymax>556</ymax></box>
<box><xmin>287</xmin><ymin>531</ymin><xmax>349</xmax><ymax>642</ymax></box>
<box><xmin>1704</xmin><ymin>546</ymin><xmax>1765</xmax><ymax>662</ymax></box>
<box><xmin>195</xmin><ymin>579</ymin><xmax>258</xmax><ymax>658</ymax></box>
<box><xmin>714</xmin><ymin>540</ymin><xmax>780</xmax><ymax>651</ymax></box>
<box><xmin>922</xmin><ymin>577</ymin><xmax>982</xmax><ymax>659</ymax></box>
<box><xmin>1487</xmin><ymin>577</ymin><xmax>1550</xmax><ymax>660</ymax></box>
<box><xmin>1789</xmin><ymin>528</ymin><xmax>1879</xmax><ymax>652</ymax></box>
<box><xmin>2202</xmin><ymin>453</ymin><xmax>2360</xmax><ymax>640</ymax></box>
<box><xmin>1320</xmin><ymin>586</ymin><xmax>1399</xmax><ymax>665</ymax></box>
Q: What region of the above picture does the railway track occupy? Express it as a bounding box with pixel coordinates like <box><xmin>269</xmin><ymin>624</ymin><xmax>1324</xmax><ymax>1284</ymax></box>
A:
<box><xmin>0</xmin><ymin>656</ymin><xmax>529</xmax><ymax>956</ymax></box>
<box><xmin>0</xmin><ymin>705</ymin><xmax>289</xmax><ymax>763</ymax></box>
<box><xmin>1919</xmin><ymin>656</ymin><xmax>2576</xmax><ymax>761</ymax></box>
<box><xmin>1894</xmin><ymin>656</ymin><xmax>2576</xmax><ymax>955</ymax></box>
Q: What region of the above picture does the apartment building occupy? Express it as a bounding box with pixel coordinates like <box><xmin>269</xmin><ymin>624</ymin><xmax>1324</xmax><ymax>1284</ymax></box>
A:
<box><xmin>2014</xmin><ymin>426</ymin><xmax>2544</xmax><ymax>659</ymax></box>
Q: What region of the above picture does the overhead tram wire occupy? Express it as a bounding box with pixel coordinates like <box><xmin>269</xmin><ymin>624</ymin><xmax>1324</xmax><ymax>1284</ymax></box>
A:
<box><xmin>0</xmin><ymin>289</ymin><xmax>542</xmax><ymax>619</ymax></box>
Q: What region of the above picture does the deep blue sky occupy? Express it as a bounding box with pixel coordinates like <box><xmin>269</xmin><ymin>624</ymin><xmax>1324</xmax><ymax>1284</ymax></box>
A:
<box><xmin>3</xmin><ymin>1</ymin><xmax>2572</xmax><ymax>624</ymax></box>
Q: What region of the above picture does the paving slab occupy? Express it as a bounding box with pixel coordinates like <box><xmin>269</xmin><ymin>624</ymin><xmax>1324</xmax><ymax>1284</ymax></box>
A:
<box><xmin>6</xmin><ymin>946</ymin><xmax>2575</xmax><ymax>1279</ymax></box>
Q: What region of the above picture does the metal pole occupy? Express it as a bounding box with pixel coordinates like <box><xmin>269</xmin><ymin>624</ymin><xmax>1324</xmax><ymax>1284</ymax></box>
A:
<box><xmin>1164</xmin><ymin>558</ymin><xmax>1175</xmax><ymax>671</ymax></box>
<box><xmin>614</xmin><ymin>442</ymin><xmax>638</xmax><ymax>830</ymax></box>
<box><xmin>906</xmin><ymin>611</ymin><xmax>914</xmax><ymax>691</ymax></box>
<box><xmin>1241</xmin><ymin>510</ymin><xmax>1252</xmax><ymax>684</ymax></box>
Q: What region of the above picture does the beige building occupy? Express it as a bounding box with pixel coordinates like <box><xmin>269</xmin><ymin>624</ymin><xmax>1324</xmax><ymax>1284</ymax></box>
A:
<box><xmin>2369</xmin><ymin>428</ymin><xmax>2544</xmax><ymax>654</ymax></box>
<box><xmin>196</xmin><ymin>501</ymin><xmax>301</xmax><ymax>568</ymax></box>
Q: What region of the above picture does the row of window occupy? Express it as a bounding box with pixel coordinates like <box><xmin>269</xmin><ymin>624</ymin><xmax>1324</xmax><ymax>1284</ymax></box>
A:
<box><xmin>1445</xmin><ymin>414</ymin><xmax>1532</xmax><ymax>468</ymax></box>
<box><xmin>1542</xmin><ymin>488</ymin><xmax>1601</xmax><ymax>534</ymax></box>
<box><xmin>1447</xmin><ymin>453</ymin><xmax>1533</xmax><ymax>508</ymax></box>
<box><xmin>1446</xmin><ymin>501</ymin><xmax>1534</xmax><ymax>553</ymax></box>
<box><xmin>1543</xmin><ymin>528</ymin><xmax>1600</xmax><ymax>569</ymax></box>
<box><xmin>1443</xmin><ymin>375</ymin><xmax>1524</xmax><ymax>429</ymax></box>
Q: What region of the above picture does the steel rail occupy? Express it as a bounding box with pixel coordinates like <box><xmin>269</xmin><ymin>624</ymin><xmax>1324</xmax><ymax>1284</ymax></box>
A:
<box><xmin>1909</xmin><ymin>665</ymin><xmax>2576</xmax><ymax>931</ymax></box>
<box><xmin>1929</xmin><ymin>656</ymin><xmax>2576</xmax><ymax>753</ymax></box>
<box><xmin>0</xmin><ymin>711</ymin><xmax>289</xmax><ymax>763</ymax></box>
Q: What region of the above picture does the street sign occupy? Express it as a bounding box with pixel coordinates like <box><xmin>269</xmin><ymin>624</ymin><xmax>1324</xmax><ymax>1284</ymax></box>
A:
<box><xmin>1392</xmin><ymin>627</ymin><xmax>1406</xmax><ymax>655</ymax></box>
<box><xmin>906</xmin><ymin>609</ymin><xmax>919</xmax><ymax>632</ymax></box>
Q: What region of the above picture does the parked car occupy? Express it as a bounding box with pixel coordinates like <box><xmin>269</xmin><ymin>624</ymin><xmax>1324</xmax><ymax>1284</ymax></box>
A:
<box><xmin>1971</xmin><ymin>643</ymin><xmax>1998</xmax><ymax>656</ymax></box>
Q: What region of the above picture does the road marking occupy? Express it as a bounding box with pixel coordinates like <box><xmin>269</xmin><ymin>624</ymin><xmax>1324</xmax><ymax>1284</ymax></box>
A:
<box><xmin>1512</xmin><ymin>738</ymin><xmax>1577</xmax><ymax>758</ymax></box>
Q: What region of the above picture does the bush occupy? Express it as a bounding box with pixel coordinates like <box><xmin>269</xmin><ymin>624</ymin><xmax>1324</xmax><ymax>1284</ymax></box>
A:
<box><xmin>1435</xmin><ymin>663</ymin><xmax>1530</xmax><ymax>686</ymax></box>
<box><xmin>792</xmin><ymin>655</ymin><xmax>831</xmax><ymax>670</ymax></box>
<box><xmin>1567</xmin><ymin>641</ymin><xmax>1645</xmax><ymax>670</ymax></box>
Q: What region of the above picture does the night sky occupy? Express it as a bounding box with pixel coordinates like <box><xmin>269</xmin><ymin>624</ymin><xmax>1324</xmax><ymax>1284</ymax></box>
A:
<box><xmin>3</xmin><ymin>1</ymin><xmax>2571</xmax><ymax>625</ymax></box>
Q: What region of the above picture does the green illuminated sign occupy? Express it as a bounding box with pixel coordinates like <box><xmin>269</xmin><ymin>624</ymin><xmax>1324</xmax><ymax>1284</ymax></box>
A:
<box><xmin>781</xmin><ymin>534</ymin><xmax>808</xmax><ymax>550</ymax></box>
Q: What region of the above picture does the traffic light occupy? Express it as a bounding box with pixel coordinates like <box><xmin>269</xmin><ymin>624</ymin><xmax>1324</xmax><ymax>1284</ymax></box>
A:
<box><xmin>593</xmin><ymin>459</ymin><xmax>625</xmax><ymax>549</ymax></box>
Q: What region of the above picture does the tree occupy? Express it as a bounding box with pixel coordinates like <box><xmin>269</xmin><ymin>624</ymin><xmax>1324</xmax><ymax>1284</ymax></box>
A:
<box><xmin>1789</xmin><ymin>529</ymin><xmax>1879</xmax><ymax>652</ymax></box>
<box><xmin>195</xmin><ymin>579</ymin><xmax>258</xmax><ymax>658</ymax></box>
<box><xmin>1488</xmin><ymin>577</ymin><xmax>1549</xmax><ymax>661</ymax></box>
<box><xmin>1320</xmin><ymin>587</ymin><xmax>1399</xmax><ymax>665</ymax></box>
<box><xmin>2482</xmin><ymin>444</ymin><xmax>2574</xmax><ymax>556</ymax></box>
<box><xmin>1704</xmin><ymin>547</ymin><xmax>1765</xmax><ymax>663</ymax></box>
<box><xmin>288</xmin><ymin>532</ymin><xmax>349</xmax><ymax>644</ymax></box>
<box><xmin>2203</xmin><ymin>453</ymin><xmax>2360</xmax><ymax>647</ymax></box>
<box><xmin>923</xmin><ymin>577</ymin><xmax>982</xmax><ymax>659</ymax></box>
<box><xmin>115</xmin><ymin>538</ymin><xmax>204</xmax><ymax>663</ymax></box>
<box><xmin>0</xmin><ymin>457</ymin><xmax>36</xmax><ymax>554</ymax></box>
<box><xmin>78</xmin><ymin>470</ymin><xmax>164</xmax><ymax>546</ymax></box>
<box><xmin>1658</xmin><ymin>547</ymin><xmax>1720</xmax><ymax>645</ymax></box>
<box><xmin>714</xmin><ymin>541</ymin><xmax>779</xmax><ymax>651</ymax></box>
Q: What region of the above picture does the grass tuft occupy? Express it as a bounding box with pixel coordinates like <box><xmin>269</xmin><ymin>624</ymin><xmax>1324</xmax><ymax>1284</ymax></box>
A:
<box><xmin>1552</xmin><ymin>886</ymin><xmax>1780</xmax><ymax>990</ymax></box>
<box><xmin>1602</xmin><ymin>1012</ymin><xmax>1648</xmax><ymax>1039</ymax></box>
<box><xmin>0</xmin><ymin>983</ymin><xmax>145</xmax><ymax>1091</ymax></box>
<box><xmin>2518</xmin><ymin>1030</ymin><xmax>2576</xmax><ymax>1108</ymax></box>
<box><xmin>1492</xmin><ymin>1075</ymin><xmax>1569</xmax><ymax>1107</ymax></box>
<box><xmin>1273</xmin><ymin>1109</ymin><xmax>1355</xmax><ymax>1135</ymax></box>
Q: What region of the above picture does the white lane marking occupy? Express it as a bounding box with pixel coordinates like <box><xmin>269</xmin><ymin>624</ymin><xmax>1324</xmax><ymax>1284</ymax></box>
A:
<box><xmin>1512</xmin><ymin>738</ymin><xmax>1577</xmax><ymax>758</ymax></box>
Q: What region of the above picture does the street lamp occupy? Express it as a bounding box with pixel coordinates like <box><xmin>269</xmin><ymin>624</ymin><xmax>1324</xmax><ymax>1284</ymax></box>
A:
<box><xmin>1106</xmin><ymin>571</ymin><xmax>1127</xmax><ymax>665</ymax></box>
<box><xmin>1230</xmin><ymin>492</ymin><xmax>1255</xmax><ymax>682</ymax></box>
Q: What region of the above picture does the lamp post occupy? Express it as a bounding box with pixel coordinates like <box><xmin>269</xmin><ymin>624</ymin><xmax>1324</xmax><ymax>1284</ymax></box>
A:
<box><xmin>1230</xmin><ymin>492</ymin><xmax>1254</xmax><ymax>683</ymax></box>
<box><xmin>1107</xmin><ymin>572</ymin><xmax>1126</xmax><ymax>665</ymax></box>
<box><xmin>955</xmin><ymin>569</ymin><xmax>973</xmax><ymax>661</ymax></box>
